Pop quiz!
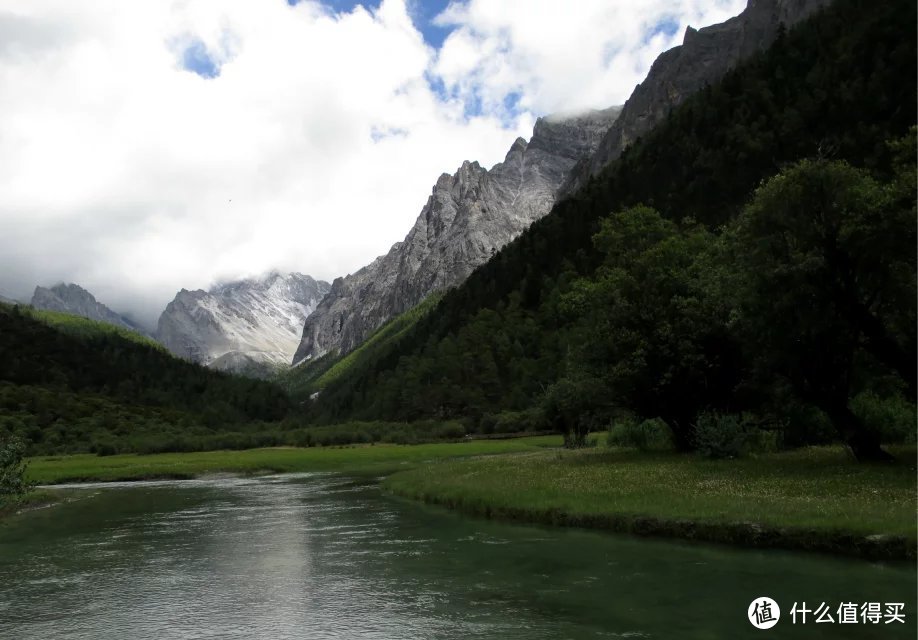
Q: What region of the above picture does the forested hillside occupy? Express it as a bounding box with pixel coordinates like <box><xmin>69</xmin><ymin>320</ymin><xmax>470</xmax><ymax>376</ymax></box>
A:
<box><xmin>0</xmin><ymin>304</ymin><xmax>292</xmax><ymax>453</ymax></box>
<box><xmin>279</xmin><ymin>293</ymin><xmax>441</xmax><ymax>400</ymax></box>
<box><xmin>304</xmin><ymin>0</ymin><xmax>916</xmax><ymax>460</ymax></box>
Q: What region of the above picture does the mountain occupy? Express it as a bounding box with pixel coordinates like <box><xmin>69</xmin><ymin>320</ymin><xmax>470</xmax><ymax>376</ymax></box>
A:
<box><xmin>0</xmin><ymin>302</ymin><xmax>291</xmax><ymax>455</ymax></box>
<box><xmin>292</xmin><ymin>106</ymin><xmax>621</xmax><ymax>364</ymax></box>
<box><xmin>30</xmin><ymin>283</ymin><xmax>149</xmax><ymax>336</ymax></box>
<box><xmin>562</xmin><ymin>0</ymin><xmax>832</xmax><ymax>195</ymax></box>
<box><xmin>293</xmin><ymin>0</ymin><xmax>834</xmax><ymax>367</ymax></box>
<box><xmin>302</xmin><ymin>0</ymin><xmax>915</xmax><ymax>430</ymax></box>
<box><xmin>157</xmin><ymin>272</ymin><xmax>330</xmax><ymax>374</ymax></box>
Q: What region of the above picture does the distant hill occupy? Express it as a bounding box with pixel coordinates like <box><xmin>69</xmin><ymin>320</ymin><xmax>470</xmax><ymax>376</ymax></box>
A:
<box><xmin>31</xmin><ymin>283</ymin><xmax>151</xmax><ymax>337</ymax></box>
<box><xmin>25</xmin><ymin>306</ymin><xmax>164</xmax><ymax>351</ymax></box>
<box><xmin>279</xmin><ymin>293</ymin><xmax>441</xmax><ymax>400</ymax></box>
<box><xmin>0</xmin><ymin>302</ymin><xmax>292</xmax><ymax>454</ymax></box>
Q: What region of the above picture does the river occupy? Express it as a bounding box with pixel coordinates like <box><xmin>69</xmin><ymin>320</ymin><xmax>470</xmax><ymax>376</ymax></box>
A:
<box><xmin>0</xmin><ymin>473</ymin><xmax>913</xmax><ymax>638</ymax></box>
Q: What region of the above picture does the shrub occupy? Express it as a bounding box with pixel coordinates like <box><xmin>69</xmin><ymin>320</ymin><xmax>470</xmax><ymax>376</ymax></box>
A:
<box><xmin>773</xmin><ymin>396</ymin><xmax>836</xmax><ymax>448</ymax></box>
<box><xmin>692</xmin><ymin>412</ymin><xmax>754</xmax><ymax>459</ymax></box>
<box><xmin>0</xmin><ymin>435</ymin><xmax>33</xmax><ymax>505</ymax></box>
<box><xmin>851</xmin><ymin>392</ymin><xmax>917</xmax><ymax>444</ymax></box>
<box><xmin>487</xmin><ymin>409</ymin><xmax>550</xmax><ymax>434</ymax></box>
<box><xmin>563</xmin><ymin>430</ymin><xmax>589</xmax><ymax>448</ymax></box>
<box><xmin>607</xmin><ymin>417</ymin><xmax>673</xmax><ymax>451</ymax></box>
<box><xmin>431</xmin><ymin>421</ymin><xmax>466</xmax><ymax>440</ymax></box>
<box><xmin>91</xmin><ymin>441</ymin><xmax>119</xmax><ymax>457</ymax></box>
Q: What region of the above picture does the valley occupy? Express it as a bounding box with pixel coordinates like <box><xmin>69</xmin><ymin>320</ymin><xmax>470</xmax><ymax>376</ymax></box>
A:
<box><xmin>0</xmin><ymin>0</ymin><xmax>915</xmax><ymax>636</ymax></box>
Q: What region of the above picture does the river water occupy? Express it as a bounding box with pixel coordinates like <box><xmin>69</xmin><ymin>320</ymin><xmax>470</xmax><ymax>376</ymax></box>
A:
<box><xmin>0</xmin><ymin>473</ymin><xmax>913</xmax><ymax>639</ymax></box>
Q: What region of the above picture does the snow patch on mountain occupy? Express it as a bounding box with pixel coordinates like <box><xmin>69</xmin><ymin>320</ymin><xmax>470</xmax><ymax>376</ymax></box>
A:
<box><xmin>157</xmin><ymin>271</ymin><xmax>330</xmax><ymax>373</ymax></box>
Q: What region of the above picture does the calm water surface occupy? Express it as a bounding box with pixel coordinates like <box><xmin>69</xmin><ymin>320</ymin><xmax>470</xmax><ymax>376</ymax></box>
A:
<box><xmin>0</xmin><ymin>473</ymin><xmax>914</xmax><ymax>639</ymax></box>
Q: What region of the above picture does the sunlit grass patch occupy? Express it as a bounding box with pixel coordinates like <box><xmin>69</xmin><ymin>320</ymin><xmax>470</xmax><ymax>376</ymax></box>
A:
<box><xmin>25</xmin><ymin>435</ymin><xmax>562</xmax><ymax>485</ymax></box>
<box><xmin>384</xmin><ymin>445</ymin><xmax>917</xmax><ymax>557</ymax></box>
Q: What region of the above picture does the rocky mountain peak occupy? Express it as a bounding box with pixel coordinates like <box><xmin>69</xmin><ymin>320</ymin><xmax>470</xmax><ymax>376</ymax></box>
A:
<box><xmin>294</xmin><ymin>0</ymin><xmax>831</xmax><ymax>367</ymax></box>
<box><xmin>30</xmin><ymin>283</ymin><xmax>149</xmax><ymax>335</ymax></box>
<box><xmin>292</xmin><ymin>106</ymin><xmax>621</xmax><ymax>364</ymax></box>
<box><xmin>561</xmin><ymin>0</ymin><xmax>831</xmax><ymax>193</ymax></box>
<box><xmin>157</xmin><ymin>272</ymin><xmax>330</xmax><ymax>375</ymax></box>
<box><xmin>506</xmin><ymin>137</ymin><xmax>529</xmax><ymax>157</ymax></box>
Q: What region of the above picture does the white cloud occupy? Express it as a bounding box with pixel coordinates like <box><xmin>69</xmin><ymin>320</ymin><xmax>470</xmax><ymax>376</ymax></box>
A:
<box><xmin>0</xmin><ymin>0</ymin><xmax>746</xmax><ymax>325</ymax></box>
<box><xmin>434</xmin><ymin>0</ymin><xmax>746</xmax><ymax>117</ymax></box>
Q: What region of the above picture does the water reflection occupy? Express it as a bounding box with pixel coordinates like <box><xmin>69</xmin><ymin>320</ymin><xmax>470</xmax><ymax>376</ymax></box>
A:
<box><xmin>0</xmin><ymin>474</ymin><xmax>913</xmax><ymax>639</ymax></box>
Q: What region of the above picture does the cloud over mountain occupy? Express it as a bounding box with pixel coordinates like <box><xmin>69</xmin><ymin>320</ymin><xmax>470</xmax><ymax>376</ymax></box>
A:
<box><xmin>0</xmin><ymin>0</ymin><xmax>744</xmax><ymax>324</ymax></box>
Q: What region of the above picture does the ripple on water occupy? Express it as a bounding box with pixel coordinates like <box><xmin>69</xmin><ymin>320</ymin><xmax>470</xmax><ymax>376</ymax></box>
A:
<box><xmin>2</xmin><ymin>474</ymin><xmax>915</xmax><ymax>640</ymax></box>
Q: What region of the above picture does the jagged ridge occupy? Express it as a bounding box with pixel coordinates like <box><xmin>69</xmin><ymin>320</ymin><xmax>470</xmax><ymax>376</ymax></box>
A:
<box><xmin>157</xmin><ymin>272</ymin><xmax>330</xmax><ymax>372</ymax></box>
<box><xmin>293</xmin><ymin>107</ymin><xmax>621</xmax><ymax>364</ymax></box>
<box><xmin>562</xmin><ymin>0</ymin><xmax>832</xmax><ymax>194</ymax></box>
<box><xmin>30</xmin><ymin>283</ymin><xmax>149</xmax><ymax>336</ymax></box>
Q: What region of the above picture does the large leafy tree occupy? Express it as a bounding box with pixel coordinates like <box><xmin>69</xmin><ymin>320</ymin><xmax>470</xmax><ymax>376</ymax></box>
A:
<box><xmin>0</xmin><ymin>435</ymin><xmax>31</xmax><ymax>506</ymax></box>
<box><xmin>559</xmin><ymin>206</ymin><xmax>742</xmax><ymax>450</ymax></box>
<box><xmin>731</xmin><ymin>157</ymin><xmax>916</xmax><ymax>461</ymax></box>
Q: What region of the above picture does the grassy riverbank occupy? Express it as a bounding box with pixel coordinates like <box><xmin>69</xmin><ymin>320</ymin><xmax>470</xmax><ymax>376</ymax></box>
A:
<box><xmin>16</xmin><ymin>438</ymin><xmax>917</xmax><ymax>559</ymax></box>
<box><xmin>0</xmin><ymin>489</ymin><xmax>64</xmax><ymax>519</ymax></box>
<box><xmin>25</xmin><ymin>436</ymin><xmax>561</xmax><ymax>484</ymax></box>
<box><xmin>384</xmin><ymin>445</ymin><xmax>918</xmax><ymax>560</ymax></box>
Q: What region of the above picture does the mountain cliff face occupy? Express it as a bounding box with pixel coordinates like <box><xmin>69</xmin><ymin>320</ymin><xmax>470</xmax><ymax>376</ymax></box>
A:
<box><xmin>30</xmin><ymin>283</ymin><xmax>149</xmax><ymax>335</ymax></box>
<box><xmin>292</xmin><ymin>106</ymin><xmax>621</xmax><ymax>364</ymax></box>
<box><xmin>562</xmin><ymin>0</ymin><xmax>833</xmax><ymax>193</ymax></box>
<box><xmin>157</xmin><ymin>272</ymin><xmax>329</xmax><ymax>374</ymax></box>
<box><xmin>294</xmin><ymin>0</ymin><xmax>832</xmax><ymax>367</ymax></box>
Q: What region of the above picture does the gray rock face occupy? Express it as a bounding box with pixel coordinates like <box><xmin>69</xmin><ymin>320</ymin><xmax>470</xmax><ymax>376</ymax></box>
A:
<box><xmin>294</xmin><ymin>0</ymin><xmax>832</xmax><ymax>366</ymax></box>
<box><xmin>207</xmin><ymin>351</ymin><xmax>284</xmax><ymax>379</ymax></box>
<box><xmin>157</xmin><ymin>272</ymin><xmax>330</xmax><ymax>370</ymax></box>
<box><xmin>563</xmin><ymin>0</ymin><xmax>832</xmax><ymax>193</ymax></box>
<box><xmin>293</xmin><ymin>107</ymin><xmax>621</xmax><ymax>364</ymax></box>
<box><xmin>30</xmin><ymin>283</ymin><xmax>149</xmax><ymax>335</ymax></box>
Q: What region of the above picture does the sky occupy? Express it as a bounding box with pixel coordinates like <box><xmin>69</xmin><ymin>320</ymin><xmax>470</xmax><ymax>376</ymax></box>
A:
<box><xmin>0</xmin><ymin>0</ymin><xmax>746</xmax><ymax>326</ymax></box>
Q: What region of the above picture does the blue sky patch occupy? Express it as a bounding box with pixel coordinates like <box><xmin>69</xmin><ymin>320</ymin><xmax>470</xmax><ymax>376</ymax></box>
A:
<box><xmin>291</xmin><ymin>0</ymin><xmax>456</xmax><ymax>49</ymax></box>
<box><xmin>648</xmin><ymin>17</ymin><xmax>681</xmax><ymax>42</ymax></box>
<box><xmin>181</xmin><ymin>39</ymin><xmax>220</xmax><ymax>79</ymax></box>
<box><xmin>370</xmin><ymin>125</ymin><xmax>409</xmax><ymax>142</ymax></box>
<box><xmin>425</xmin><ymin>72</ymin><xmax>449</xmax><ymax>102</ymax></box>
<box><xmin>502</xmin><ymin>92</ymin><xmax>521</xmax><ymax>113</ymax></box>
<box><xmin>288</xmin><ymin>0</ymin><xmax>382</xmax><ymax>13</ymax></box>
<box><xmin>407</xmin><ymin>0</ymin><xmax>453</xmax><ymax>48</ymax></box>
<box><xmin>462</xmin><ymin>92</ymin><xmax>483</xmax><ymax>119</ymax></box>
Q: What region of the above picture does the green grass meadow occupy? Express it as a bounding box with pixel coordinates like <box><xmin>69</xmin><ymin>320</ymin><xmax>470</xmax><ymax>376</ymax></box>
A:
<box><xmin>25</xmin><ymin>436</ymin><xmax>561</xmax><ymax>484</ymax></box>
<box><xmin>384</xmin><ymin>444</ymin><xmax>918</xmax><ymax>557</ymax></box>
<box><xmin>17</xmin><ymin>437</ymin><xmax>916</xmax><ymax>558</ymax></box>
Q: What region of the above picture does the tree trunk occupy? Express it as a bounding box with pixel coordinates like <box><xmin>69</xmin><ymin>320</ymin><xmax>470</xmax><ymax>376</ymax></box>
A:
<box><xmin>826</xmin><ymin>402</ymin><xmax>894</xmax><ymax>462</ymax></box>
<box><xmin>667</xmin><ymin>418</ymin><xmax>695</xmax><ymax>452</ymax></box>
<box><xmin>855</xmin><ymin>303</ymin><xmax>916</xmax><ymax>399</ymax></box>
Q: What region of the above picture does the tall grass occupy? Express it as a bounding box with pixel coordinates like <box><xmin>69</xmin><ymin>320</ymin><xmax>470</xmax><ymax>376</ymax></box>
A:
<box><xmin>26</xmin><ymin>435</ymin><xmax>561</xmax><ymax>484</ymax></box>
<box><xmin>385</xmin><ymin>445</ymin><xmax>918</xmax><ymax>558</ymax></box>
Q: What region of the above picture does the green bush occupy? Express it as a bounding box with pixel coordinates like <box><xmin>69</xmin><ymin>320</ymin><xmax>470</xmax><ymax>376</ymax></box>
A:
<box><xmin>851</xmin><ymin>392</ymin><xmax>917</xmax><ymax>444</ymax></box>
<box><xmin>692</xmin><ymin>412</ymin><xmax>754</xmax><ymax>459</ymax></box>
<box><xmin>563</xmin><ymin>430</ymin><xmax>589</xmax><ymax>448</ymax></box>
<box><xmin>91</xmin><ymin>441</ymin><xmax>119</xmax><ymax>457</ymax></box>
<box><xmin>485</xmin><ymin>409</ymin><xmax>550</xmax><ymax>434</ymax></box>
<box><xmin>607</xmin><ymin>417</ymin><xmax>673</xmax><ymax>451</ymax></box>
<box><xmin>0</xmin><ymin>435</ymin><xmax>32</xmax><ymax>505</ymax></box>
<box><xmin>431</xmin><ymin>421</ymin><xmax>466</xmax><ymax>440</ymax></box>
<box><xmin>765</xmin><ymin>387</ymin><xmax>836</xmax><ymax>448</ymax></box>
